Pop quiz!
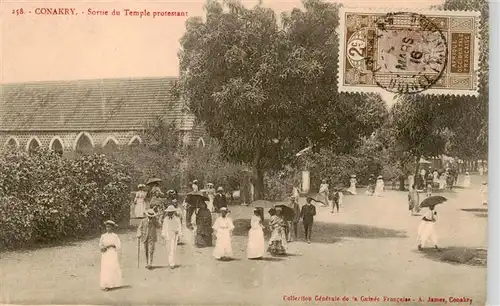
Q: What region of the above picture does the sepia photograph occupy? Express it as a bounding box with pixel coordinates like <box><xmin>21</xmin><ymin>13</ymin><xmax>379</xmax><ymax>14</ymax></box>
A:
<box><xmin>0</xmin><ymin>0</ymin><xmax>490</xmax><ymax>305</ymax></box>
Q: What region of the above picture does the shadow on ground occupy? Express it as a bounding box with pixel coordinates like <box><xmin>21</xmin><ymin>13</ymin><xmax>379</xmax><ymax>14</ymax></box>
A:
<box><xmin>415</xmin><ymin>246</ymin><xmax>487</xmax><ymax>267</ymax></box>
<box><xmin>461</xmin><ymin>208</ymin><xmax>488</xmax><ymax>213</ymax></box>
<box><xmin>232</xmin><ymin>219</ymin><xmax>407</xmax><ymax>244</ymax></box>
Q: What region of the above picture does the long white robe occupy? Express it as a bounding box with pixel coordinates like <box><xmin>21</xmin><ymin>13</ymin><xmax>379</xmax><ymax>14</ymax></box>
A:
<box><xmin>99</xmin><ymin>233</ymin><xmax>123</xmax><ymax>289</ymax></box>
<box><xmin>134</xmin><ymin>190</ymin><xmax>147</xmax><ymax>218</ymax></box>
<box><xmin>417</xmin><ymin>209</ymin><xmax>438</xmax><ymax>247</ymax></box>
<box><xmin>206</xmin><ymin>188</ymin><xmax>216</xmax><ymax>212</ymax></box>
<box><xmin>373</xmin><ymin>179</ymin><xmax>384</xmax><ymax>196</ymax></box>
<box><xmin>348</xmin><ymin>178</ymin><xmax>357</xmax><ymax>194</ymax></box>
<box><xmin>463</xmin><ymin>175</ymin><xmax>471</xmax><ymax>188</ymax></box>
<box><xmin>318</xmin><ymin>184</ymin><xmax>329</xmax><ymax>206</ymax></box>
<box><xmin>213</xmin><ymin>216</ymin><xmax>234</xmax><ymax>259</ymax></box>
<box><xmin>162</xmin><ymin>215</ymin><xmax>182</xmax><ymax>267</ymax></box>
<box><xmin>247</xmin><ymin>216</ymin><xmax>265</xmax><ymax>259</ymax></box>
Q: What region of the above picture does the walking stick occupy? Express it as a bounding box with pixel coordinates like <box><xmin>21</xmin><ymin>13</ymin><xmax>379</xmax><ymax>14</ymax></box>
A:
<box><xmin>137</xmin><ymin>238</ymin><xmax>140</xmax><ymax>269</ymax></box>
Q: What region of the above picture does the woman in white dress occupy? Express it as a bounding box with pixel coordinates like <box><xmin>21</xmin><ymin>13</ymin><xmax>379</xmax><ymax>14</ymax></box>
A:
<box><xmin>433</xmin><ymin>170</ymin><xmax>439</xmax><ymax>186</ymax></box>
<box><xmin>373</xmin><ymin>176</ymin><xmax>385</xmax><ymax>196</ymax></box>
<box><xmin>212</xmin><ymin>207</ymin><xmax>235</xmax><ymax>260</ymax></box>
<box><xmin>161</xmin><ymin>206</ymin><xmax>182</xmax><ymax>269</ymax></box>
<box><xmin>247</xmin><ymin>208</ymin><xmax>265</xmax><ymax>259</ymax></box>
<box><xmin>462</xmin><ymin>172</ymin><xmax>471</xmax><ymax>188</ymax></box>
<box><xmin>133</xmin><ymin>184</ymin><xmax>147</xmax><ymax>218</ymax></box>
<box><xmin>317</xmin><ymin>179</ymin><xmax>329</xmax><ymax>207</ymax></box>
<box><xmin>439</xmin><ymin>172</ymin><xmax>447</xmax><ymax>190</ymax></box>
<box><xmin>417</xmin><ymin>205</ymin><xmax>440</xmax><ymax>251</ymax></box>
<box><xmin>99</xmin><ymin>220</ymin><xmax>123</xmax><ymax>291</ymax></box>
<box><xmin>347</xmin><ymin>175</ymin><xmax>357</xmax><ymax>195</ymax></box>
<box><xmin>206</xmin><ymin>183</ymin><xmax>216</xmax><ymax>212</ymax></box>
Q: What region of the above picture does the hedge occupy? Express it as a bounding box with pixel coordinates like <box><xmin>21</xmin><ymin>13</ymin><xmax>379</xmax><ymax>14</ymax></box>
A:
<box><xmin>0</xmin><ymin>150</ymin><xmax>131</xmax><ymax>249</ymax></box>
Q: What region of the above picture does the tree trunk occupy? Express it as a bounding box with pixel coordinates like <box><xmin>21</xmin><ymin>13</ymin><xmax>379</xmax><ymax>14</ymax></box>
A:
<box><xmin>398</xmin><ymin>175</ymin><xmax>406</xmax><ymax>191</ymax></box>
<box><xmin>252</xmin><ymin>146</ymin><xmax>265</xmax><ymax>201</ymax></box>
<box><xmin>414</xmin><ymin>155</ymin><xmax>422</xmax><ymax>178</ymax></box>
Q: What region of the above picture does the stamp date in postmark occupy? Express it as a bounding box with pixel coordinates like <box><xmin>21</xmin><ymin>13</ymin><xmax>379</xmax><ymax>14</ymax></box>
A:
<box><xmin>338</xmin><ymin>8</ymin><xmax>481</xmax><ymax>95</ymax></box>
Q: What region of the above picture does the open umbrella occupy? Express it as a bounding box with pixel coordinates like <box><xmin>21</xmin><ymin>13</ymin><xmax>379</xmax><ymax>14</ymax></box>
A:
<box><xmin>185</xmin><ymin>192</ymin><xmax>210</xmax><ymax>206</ymax></box>
<box><xmin>274</xmin><ymin>204</ymin><xmax>295</xmax><ymax>221</ymax></box>
<box><xmin>146</xmin><ymin>178</ymin><xmax>162</xmax><ymax>185</ymax></box>
<box><xmin>420</xmin><ymin>195</ymin><xmax>448</xmax><ymax>208</ymax></box>
<box><xmin>419</xmin><ymin>157</ymin><xmax>432</xmax><ymax>164</ymax></box>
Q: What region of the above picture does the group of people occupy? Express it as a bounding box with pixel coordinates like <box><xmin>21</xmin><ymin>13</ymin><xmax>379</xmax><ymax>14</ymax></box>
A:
<box><xmin>315</xmin><ymin>179</ymin><xmax>344</xmax><ymax>213</ymax></box>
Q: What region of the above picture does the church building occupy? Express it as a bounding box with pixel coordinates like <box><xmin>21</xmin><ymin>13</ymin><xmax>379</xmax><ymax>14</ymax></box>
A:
<box><xmin>0</xmin><ymin>77</ymin><xmax>208</xmax><ymax>154</ymax></box>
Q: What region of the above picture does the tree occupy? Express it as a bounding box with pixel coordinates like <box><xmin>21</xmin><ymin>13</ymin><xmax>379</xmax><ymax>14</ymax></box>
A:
<box><xmin>390</xmin><ymin>0</ymin><xmax>488</xmax><ymax>178</ymax></box>
<box><xmin>176</xmin><ymin>0</ymin><xmax>387</xmax><ymax>199</ymax></box>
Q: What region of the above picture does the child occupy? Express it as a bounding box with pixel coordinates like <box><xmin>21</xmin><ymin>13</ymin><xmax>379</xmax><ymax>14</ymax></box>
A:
<box><xmin>331</xmin><ymin>187</ymin><xmax>342</xmax><ymax>213</ymax></box>
<box><xmin>137</xmin><ymin>209</ymin><xmax>161</xmax><ymax>269</ymax></box>
<box><xmin>99</xmin><ymin>220</ymin><xmax>123</xmax><ymax>291</ymax></box>
<box><xmin>417</xmin><ymin>205</ymin><xmax>439</xmax><ymax>251</ymax></box>
<box><xmin>212</xmin><ymin>207</ymin><xmax>234</xmax><ymax>260</ymax></box>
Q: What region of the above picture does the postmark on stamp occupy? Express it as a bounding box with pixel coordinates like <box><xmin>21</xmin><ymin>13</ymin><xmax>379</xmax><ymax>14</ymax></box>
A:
<box><xmin>338</xmin><ymin>8</ymin><xmax>481</xmax><ymax>95</ymax></box>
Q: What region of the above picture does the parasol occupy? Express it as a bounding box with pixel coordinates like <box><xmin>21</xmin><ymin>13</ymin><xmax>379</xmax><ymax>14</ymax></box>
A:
<box><xmin>185</xmin><ymin>192</ymin><xmax>210</xmax><ymax>206</ymax></box>
<box><xmin>420</xmin><ymin>195</ymin><xmax>447</xmax><ymax>208</ymax></box>
<box><xmin>419</xmin><ymin>157</ymin><xmax>432</xmax><ymax>164</ymax></box>
<box><xmin>146</xmin><ymin>178</ymin><xmax>162</xmax><ymax>185</ymax></box>
<box><xmin>274</xmin><ymin>204</ymin><xmax>296</xmax><ymax>221</ymax></box>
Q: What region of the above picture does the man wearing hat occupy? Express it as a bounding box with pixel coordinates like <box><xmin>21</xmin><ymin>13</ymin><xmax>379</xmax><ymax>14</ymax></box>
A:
<box><xmin>137</xmin><ymin>209</ymin><xmax>161</xmax><ymax>269</ymax></box>
<box><xmin>213</xmin><ymin>187</ymin><xmax>227</xmax><ymax>213</ymax></box>
<box><xmin>191</xmin><ymin>180</ymin><xmax>199</xmax><ymax>192</ymax></box>
<box><xmin>300</xmin><ymin>197</ymin><xmax>317</xmax><ymax>244</ymax></box>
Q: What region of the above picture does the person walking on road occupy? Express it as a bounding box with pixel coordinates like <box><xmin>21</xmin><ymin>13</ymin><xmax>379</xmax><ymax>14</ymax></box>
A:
<box><xmin>247</xmin><ymin>208</ymin><xmax>265</xmax><ymax>259</ymax></box>
<box><xmin>161</xmin><ymin>206</ymin><xmax>182</xmax><ymax>269</ymax></box>
<box><xmin>317</xmin><ymin>179</ymin><xmax>329</xmax><ymax>207</ymax></box>
<box><xmin>417</xmin><ymin>205</ymin><xmax>439</xmax><ymax>251</ymax></box>
<box><xmin>212</xmin><ymin>207</ymin><xmax>234</xmax><ymax>260</ymax></box>
<box><xmin>480</xmin><ymin>182</ymin><xmax>488</xmax><ymax>206</ymax></box>
<box><xmin>289</xmin><ymin>196</ymin><xmax>301</xmax><ymax>241</ymax></box>
<box><xmin>99</xmin><ymin>220</ymin><xmax>123</xmax><ymax>291</ymax></box>
<box><xmin>301</xmin><ymin>197</ymin><xmax>317</xmax><ymax>244</ymax></box>
<box><xmin>213</xmin><ymin>187</ymin><xmax>228</xmax><ymax>213</ymax></box>
<box><xmin>137</xmin><ymin>209</ymin><xmax>161</xmax><ymax>269</ymax></box>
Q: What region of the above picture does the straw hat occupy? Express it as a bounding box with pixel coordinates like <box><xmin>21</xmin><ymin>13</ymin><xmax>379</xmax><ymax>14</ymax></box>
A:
<box><xmin>220</xmin><ymin>207</ymin><xmax>230</xmax><ymax>212</ymax></box>
<box><xmin>165</xmin><ymin>206</ymin><xmax>177</xmax><ymax>213</ymax></box>
<box><xmin>145</xmin><ymin>209</ymin><xmax>157</xmax><ymax>217</ymax></box>
<box><xmin>104</xmin><ymin>220</ymin><xmax>118</xmax><ymax>227</ymax></box>
<box><xmin>377</xmin><ymin>175</ymin><xmax>383</xmax><ymax>179</ymax></box>
<box><xmin>138</xmin><ymin>184</ymin><xmax>146</xmax><ymax>189</ymax></box>
<box><xmin>217</xmin><ymin>187</ymin><xmax>224</xmax><ymax>192</ymax></box>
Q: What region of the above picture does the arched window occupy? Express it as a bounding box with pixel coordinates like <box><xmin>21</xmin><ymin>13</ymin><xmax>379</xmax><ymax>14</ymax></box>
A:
<box><xmin>102</xmin><ymin>137</ymin><xmax>119</xmax><ymax>153</ymax></box>
<box><xmin>197</xmin><ymin>137</ymin><xmax>206</xmax><ymax>148</ymax></box>
<box><xmin>26</xmin><ymin>137</ymin><xmax>41</xmax><ymax>153</ymax></box>
<box><xmin>49</xmin><ymin>137</ymin><xmax>64</xmax><ymax>156</ymax></box>
<box><xmin>74</xmin><ymin>132</ymin><xmax>94</xmax><ymax>154</ymax></box>
<box><xmin>4</xmin><ymin>137</ymin><xmax>19</xmax><ymax>150</ymax></box>
<box><xmin>128</xmin><ymin>135</ymin><xmax>142</xmax><ymax>147</ymax></box>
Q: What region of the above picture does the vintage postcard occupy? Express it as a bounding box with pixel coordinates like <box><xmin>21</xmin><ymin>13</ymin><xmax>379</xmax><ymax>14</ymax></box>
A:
<box><xmin>0</xmin><ymin>0</ymin><xmax>490</xmax><ymax>305</ymax></box>
<box><xmin>338</xmin><ymin>8</ymin><xmax>481</xmax><ymax>95</ymax></box>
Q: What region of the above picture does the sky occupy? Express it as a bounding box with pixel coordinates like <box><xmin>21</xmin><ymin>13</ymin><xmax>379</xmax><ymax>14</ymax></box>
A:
<box><xmin>0</xmin><ymin>0</ymin><xmax>443</xmax><ymax>103</ymax></box>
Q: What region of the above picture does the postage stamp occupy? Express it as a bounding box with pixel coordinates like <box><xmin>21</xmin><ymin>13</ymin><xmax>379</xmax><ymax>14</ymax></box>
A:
<box><xmin>338</xmin><ymin>8</ymin><xmax>481</xmax><ymax>95</ymax></box>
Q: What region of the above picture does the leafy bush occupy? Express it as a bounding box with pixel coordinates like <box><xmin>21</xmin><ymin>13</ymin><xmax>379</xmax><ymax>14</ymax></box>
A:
<box><xmin>0</xmin><ymin>150</ymin><xmax>131</xmax><ymax>248</ymax></box>
<box><xmin>264</xmin><ymin>168</ymin><xmax>301</xmax><ymax>201</ymax></box>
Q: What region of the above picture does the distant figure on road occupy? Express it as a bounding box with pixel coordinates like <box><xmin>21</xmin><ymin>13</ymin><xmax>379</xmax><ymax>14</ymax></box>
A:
<box><xmin>137</xmin><ymin>209</ymin><xmax>161</xmax><ymax>269</ymax></box>
<box><xmin>480</xmin><ymin>182</ymin><xmax>488</xmax><ymax>206</ymax></box>
<box><xmin>373</xmin><ymin>176</ymin><xmax>384</xmax><ymax>197</ymax></box>
<box><xmin>317</xmin><ymin>179</ymin><xmax>329</xmax><ymax>207</ymax></box>
<box><xmin>247</xmin><ymin>208</ymin><xmax>265</xmax><ymax>259</ymax></box>
<box><xmin>426</xmin><ymin>171</ymin><xmax>434</xmax><ymax>197</ymax></box>
<box><xmin>99</xmin><ymin>220</ymin><xmax>122</xmax><ymax>291</ymax></box>
<box><xmin>331</xmin><ymin>187</ymin><xmax>342</xmax><ymax>213</ymax></box>
<box><xmin>212</xmin><ymin>207</ymin><xmax>234</xmax><ymax>260</ymax></box>
<box><xmin>462</xmin><ymin>172</ymin><xmax>471</xmax><ymax>188</ymax></box>
<box><xmin>417</xmin><ymin>205</ymin><xmax>439</xmax><ymax>251</ymax></box>
<box><xmin>439</xmin><ymin>172</ymin><xmax>447</xmax><ymax>190</ymax></box>
<box><xmin>300</xmin><ymin>197</ymin><xmax>317</xmax><ymax>244</ymax></box>
<box><xmin>191</xmin><ymin>180</ymin><xmax>199</xmax><ymax>192</ymax></box>
<box><xmin>213</xmin><ymin>187</ymin><xmax>228</xmax><ymax>213</ymax></box>
<box><xmin>133</xmin><ymin>184</ymin><xmax>147</xmax><ymax>218</ymax></box>
<box><xmin>206</xmin><ymin>183</ymin><xmax>216</xmax><ymax>212</ymax></box>
<box><xmin>408</xmin><ymin>185</ymin><xmax>421</xmax><ymax>215</ymax></box>
<box><xmin>347</xmin><ymin>175</ymin><xmax>357</xmax><ymax>195</ymax></box>
<box><xmin>366</xmin><ymin>174</ymin><xmax>375</xmax><ymax>195</ymax></box>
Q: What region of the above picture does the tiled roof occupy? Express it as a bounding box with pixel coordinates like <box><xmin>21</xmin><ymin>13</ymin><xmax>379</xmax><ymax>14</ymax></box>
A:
<box><xmin>0</xmin><ymin>77</ymin><xmax>195</xmax><ymax>132</ymax></box>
